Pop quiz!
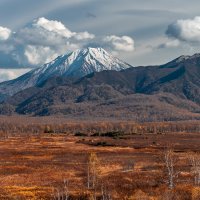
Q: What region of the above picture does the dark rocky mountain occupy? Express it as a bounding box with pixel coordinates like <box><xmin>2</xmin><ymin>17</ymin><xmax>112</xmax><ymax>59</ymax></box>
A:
<box><xmin>0</xmin><ymin>48</ymin><xmax>132</xmax><ymax>97</ymax></box>
<box><xmin>1</xmin><ymin>52</ymin><xmax>200</xmax><ymax>122</ymax></box>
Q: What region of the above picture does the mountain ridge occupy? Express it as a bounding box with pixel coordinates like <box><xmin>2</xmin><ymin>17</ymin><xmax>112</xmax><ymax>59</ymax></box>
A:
<box><xmin>1</xmin><ymin>49</ymin><xmax>200</xmax><ymax>121</ymax></box>
<box><xmin>0</xmin><ymin>47</ymin><xmax>132</xmax><ymax>97</ymax></box>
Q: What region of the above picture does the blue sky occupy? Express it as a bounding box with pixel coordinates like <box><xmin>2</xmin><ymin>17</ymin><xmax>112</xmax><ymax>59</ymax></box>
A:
<box><xmin>1</xmin><ymin>0</ymin><xmax>200</xmax><ymax>82</ymax></box>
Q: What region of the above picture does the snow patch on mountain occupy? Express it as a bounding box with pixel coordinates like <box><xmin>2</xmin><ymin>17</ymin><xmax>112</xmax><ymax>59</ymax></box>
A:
<box><xmin>0</xmin><ymin>47</ymin><xmax>133</xmax><ymax>97</ymax></box>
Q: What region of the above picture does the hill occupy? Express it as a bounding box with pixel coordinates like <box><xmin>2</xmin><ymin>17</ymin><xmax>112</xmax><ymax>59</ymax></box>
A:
<box><xmin>1</xmin><ymin>50</ymin><xmax>200</xmax><ymax>121</ymax></box>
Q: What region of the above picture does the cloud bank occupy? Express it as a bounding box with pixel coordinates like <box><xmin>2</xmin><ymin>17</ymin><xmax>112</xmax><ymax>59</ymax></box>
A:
<box><xmin>158</xmin><ymin>39</ymin><xmax>180</xmax><ymax>49</ymax></box>
<box><xmin>158</xmin><ymin>16</ymin><xmax>200</xmax><ymax>50</ymax></box>
<box><xmin>0</xmin><ymin>26</ymin><xmax>11</xmax><ymax>41</ymax></box>
<box><xmin>0</xmin><ymin>69</ymin><xmax>31</xmax><ymax>83</ymax></box>
<box><xmin>103</xmin><ymin>35</ymin><xmax>134</xmax><ymax>52</ymax></box>
<box><xmin>166</xmin><ymin>16</ymin><xmax>200</xmax><ymax>43</ymax></box>
<box><xmin>0</xmin><ymin>17</ymin><xmax>135</xmax><ymax>67</ymax></box>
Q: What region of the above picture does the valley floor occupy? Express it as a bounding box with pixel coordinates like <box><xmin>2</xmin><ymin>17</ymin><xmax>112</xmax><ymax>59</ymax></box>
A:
<box><xmin>0</xmin><ymin>127</ymin><xmax>199</xmax><ymax>199</ymax></box>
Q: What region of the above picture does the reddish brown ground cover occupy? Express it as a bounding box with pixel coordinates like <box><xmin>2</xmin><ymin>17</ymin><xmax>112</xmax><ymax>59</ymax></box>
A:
<box><xmin>0</xmin><ymin>117</ymin><xmax>199</xmax><ymax>199</ymax></box>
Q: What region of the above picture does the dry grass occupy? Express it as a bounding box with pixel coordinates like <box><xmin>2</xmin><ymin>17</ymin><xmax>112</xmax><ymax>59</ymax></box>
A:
<box><xmin>0</xmin><ymin>120</ymin><xmax>199</xmax><ymax>199</ymax></box>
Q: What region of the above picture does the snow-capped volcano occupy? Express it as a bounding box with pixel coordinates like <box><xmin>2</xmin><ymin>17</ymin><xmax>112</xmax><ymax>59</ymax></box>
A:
<box><xmin>0</xmin><ymin>47</ymin><xmax>133</xmax><ymax>97</ymax></box>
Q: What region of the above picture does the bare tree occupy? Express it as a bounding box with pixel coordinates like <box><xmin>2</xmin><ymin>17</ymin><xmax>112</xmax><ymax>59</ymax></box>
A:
<box><xmin>101</xmin><ymin>184</ymin><xmax>112</xmax><ymax>200</ymax></box>
<box><xmin>163</xmin><ymin>148</ymin><xmax>178</xmax><ymax>189</ymax></box>
<box><xmin>86</xmin><ymin>152</ymin><xmax>101</xmax><ymax>200</ymax></box>
<box><xmin>53</xmin><ymin>179</ymin><xmax>69</xmax><ymax>200</ymax></box>
<box><xmin>189</xmin><ymin>153</ymin><xmax>200</xmax><ymax>186</ymax></box>
<box><xmin>87</xmin><ymin>152</ymin><xmax>100</xmax><ymax>189</ymax></box>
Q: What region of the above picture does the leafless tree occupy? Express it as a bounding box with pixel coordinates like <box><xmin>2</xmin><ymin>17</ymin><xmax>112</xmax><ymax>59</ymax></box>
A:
<box><xmin>86</xmin><ymin>152</ymin><xmax>101</xmax><ymax>200</ymax></box>
<box><xmin>53</xmin><ymin>179</ymin><xmax>69</xmax><ymax>200</ymax></box>
<box><xmin>87</xmin><ymin>152</ymin><xmax>100</xmax><ymax>189</ymax></box>
<box><xmin>189</xmin><ymin>153</ymin><xmax>200</xmax><ymax>186</ymax></box>
<box><xmin>101</xmin><ymin>184</ymin><xmax>112</xmax><ymax>200</ymax></box>
<box><xmin>163</xmin><ymin>148</ymin><xmax>178</xmax><ymax>189</ymax></box>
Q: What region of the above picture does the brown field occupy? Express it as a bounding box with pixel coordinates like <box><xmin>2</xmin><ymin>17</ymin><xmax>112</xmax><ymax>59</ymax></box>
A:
<box><xmin>0</xmin><ymin>117</ymin><xmax>199</xmax><ymax>199</ymax></box>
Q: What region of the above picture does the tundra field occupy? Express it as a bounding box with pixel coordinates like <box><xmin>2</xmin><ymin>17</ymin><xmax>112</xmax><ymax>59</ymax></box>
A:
<box><xmin>0</xmin><ymin>116</ymin><xmax>199</xmax><ymax>199</ymax></box>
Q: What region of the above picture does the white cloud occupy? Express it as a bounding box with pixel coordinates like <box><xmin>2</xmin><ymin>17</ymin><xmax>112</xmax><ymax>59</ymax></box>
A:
<box><xmin>34</xmin><ymin>17</ymin><xmax>74</xmax><ymax>38</ymax></box>
<box><xmin>103</xmin><ymin>35</ymin><xmax>135</xmax><ymax>52</ymax></box>
<box><xmin>166</xmin><ymin>16</ymin><xmax>200</xmax><ymax>43</ymax></box>
<box><xmin>33</xmin><ymin>17</ymin><xmax>95</xmax><ymax>41</ymax></box>
<box><xmin>0</xmin><ymin>26</ymin><xmax>11</xmax><ymax>40</ymax></box>
<box><xmin>158</xmin><ymin>39</ymin><xmax>180</xmax><ymax>49</ymax></box>
<box><xmin>0</xmin><ymin>69</ymin><xmax>31</xmax><ymax>83</ymax></box>
<box><xmin>24</xmin><ymin>45</ymin><xmax>59</xmax><ymax>65</ymax></box>
<box><xmin>0</xmin><ymin>17</ymin><xmax>135</xmax><ymax>67</ymax></box>
<box><xmin>0</xmin><ymin>17</ymin><xmax>93</xmax><ymax>66</ymax></box>
<box><xmin>74</xmin><ymin>31</ymin><xmax>95</xmax><ymax>40</ymax></box>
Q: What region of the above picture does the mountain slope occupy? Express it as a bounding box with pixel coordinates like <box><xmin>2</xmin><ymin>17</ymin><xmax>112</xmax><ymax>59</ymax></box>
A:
<box><xmin>1</xmin><ymin>52</ymin><xmax>200</xmax><ymax>121</ymax></box>
<box><xmin>0</xmin><ymin>47</ymin><xmax>132</xmax><ymax>97</ymax></box>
